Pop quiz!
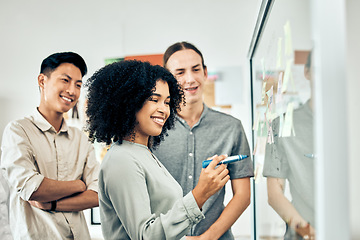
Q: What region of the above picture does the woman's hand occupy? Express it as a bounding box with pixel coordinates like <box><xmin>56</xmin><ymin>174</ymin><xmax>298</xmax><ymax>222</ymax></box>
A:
<box><xmin>192</xmin><ymin>155</ymin><xmax>230</xmax><ymax>209</ymax></box>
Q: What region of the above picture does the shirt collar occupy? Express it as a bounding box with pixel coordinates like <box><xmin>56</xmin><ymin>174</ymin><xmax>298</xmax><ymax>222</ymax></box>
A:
<box><xmin>176</xmin><ymin>103</ymin><xmax>209</xmax><ymax>128</ymax></box>
<box><xmin>122</xmin><ymin>140</ymin><xmax>149</xmax><ymax>150</ymax></box>
<box><xmin>32</xmin><ymin>108</ymin><xmax>70</xmax><ymax>136</ymax></box>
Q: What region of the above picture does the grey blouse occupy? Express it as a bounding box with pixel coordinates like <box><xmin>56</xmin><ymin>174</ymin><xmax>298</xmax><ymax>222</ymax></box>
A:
<box><xmin>98</xmin><ymin>141</ymin><xmax>204</xmax><ymax>240</ymax></box>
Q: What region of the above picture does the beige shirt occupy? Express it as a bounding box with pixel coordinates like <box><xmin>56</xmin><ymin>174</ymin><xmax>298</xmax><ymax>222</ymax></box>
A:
<box><xmin>0</xmin><ymin>109</ymin><xmax>100</xmax><ymax>240</ymax></box>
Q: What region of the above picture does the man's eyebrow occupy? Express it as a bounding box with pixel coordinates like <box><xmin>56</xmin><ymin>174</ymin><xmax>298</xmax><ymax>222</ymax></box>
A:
<box><xmin>61</xmin><ymin>74</ymin><xmax>72</xmax><ymax>79</ymax></box>
<box><xmin>61</xmin><ymin>73</ymin><xmax>82</xmax><ymax>83</ymax></box>
<box><xmin>174</xmin><ymin>64</ymin><xmax>201</xmax><ymax>72</ymax></box>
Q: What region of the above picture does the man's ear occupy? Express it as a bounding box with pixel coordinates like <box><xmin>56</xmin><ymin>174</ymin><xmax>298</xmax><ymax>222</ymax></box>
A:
<box><xmin>204</xmin><ymin>66</ymin><xmax>208</xmax><ymax>79</ymax></box>
<box><xmin>38</xmin><ymin>73</ymin><xmax>46</xmax><ymax>90</ymax></box>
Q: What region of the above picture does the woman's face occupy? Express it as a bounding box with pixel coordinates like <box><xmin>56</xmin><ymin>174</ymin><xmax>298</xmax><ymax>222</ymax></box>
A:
<box><xmin>134</xmin><ymin>80</ymin><xmax>171</xmax><ymax>145</ymax></box>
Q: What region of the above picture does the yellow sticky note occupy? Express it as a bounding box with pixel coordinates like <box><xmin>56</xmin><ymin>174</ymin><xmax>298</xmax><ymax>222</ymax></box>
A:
<box><xmin>282</xmin><ymin>102</ymin><xmax>295</xmax><ymax>137</ymax></box>
<box><xmin>284</xmin><ymin>21</ymin><xmax>293</xmax><ymax>56</ymax></box>
<box><xmin>276</xmin><ymin>72</ymin><xmax>283</xmax><ymax>103</ymax></box>
<box><xmin>261</xmin><ymin>82</ymin><xmax>267</xmax><ymax>104</ymax></box>
<box><xmin>281</xmin><ymin>59</ymin><xmax>293</xmax><ymax>93</ymax></box>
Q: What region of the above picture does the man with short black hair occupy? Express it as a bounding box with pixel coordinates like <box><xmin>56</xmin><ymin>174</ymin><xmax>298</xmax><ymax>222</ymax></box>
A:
<box><xmin>1</xmin><ymin>52</ymin><xmax>100</xmax><ymax>239</ymax></box>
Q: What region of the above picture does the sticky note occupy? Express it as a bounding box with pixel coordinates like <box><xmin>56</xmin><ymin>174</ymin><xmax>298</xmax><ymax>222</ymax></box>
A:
<box><xmin>276</xmin><ymin>72</ymin><xmax>283</xmax><ymax>103</ymax></box>
<box><xmin>261</xmin><ymin>82</ymin><xmax>267</xmax><ymax>104</ymax></box>
<box><xmin>284</xmin><ymin>21</ymin><xmax>293</xmax><ymax>56</ymax></box>
<box><xmin>282</xmin><ymin>102</ymin><xmax>295</xmax><ymax>137</ymax></box>
<box><xmin>282</xmin><ymin>59</ymin><xmax>293</xmax><ymax>93</ymax></box>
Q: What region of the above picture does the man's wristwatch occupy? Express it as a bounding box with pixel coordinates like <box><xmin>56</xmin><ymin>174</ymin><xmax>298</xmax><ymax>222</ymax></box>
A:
<box><xmin>50</xmin><ymin>200</ymin><xmax>57</xmax><ymax>211</ymax></box>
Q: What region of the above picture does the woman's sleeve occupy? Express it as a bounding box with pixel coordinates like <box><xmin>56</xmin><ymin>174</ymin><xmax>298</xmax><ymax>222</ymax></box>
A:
<box><xmin>103</xmin><ymin>154</ymin><xmax>204</xmax><ymax>240</ymax></box>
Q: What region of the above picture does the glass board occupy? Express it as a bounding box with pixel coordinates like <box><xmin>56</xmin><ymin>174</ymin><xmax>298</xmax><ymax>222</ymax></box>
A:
<box><xmin>248</xmin><ymin>0</ymin><xmax>315</xmax><ymax>239</ymax></box>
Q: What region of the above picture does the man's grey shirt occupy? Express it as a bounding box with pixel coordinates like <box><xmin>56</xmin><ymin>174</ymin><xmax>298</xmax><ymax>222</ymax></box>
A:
<box><xmin>152</xmin><ymin>105</ymin><xmax>254</xmax><ymax>239</ymax></box>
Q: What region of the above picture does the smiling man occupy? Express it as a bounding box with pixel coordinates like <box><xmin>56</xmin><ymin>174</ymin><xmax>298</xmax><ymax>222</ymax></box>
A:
<box><xmin>152</xmin><ymin>42</ymin><xmax>254</xmax><ymax>240</ymax></box>
<box><xmin>0</xmin><ymin>52</ymin><xmax>100</xmax><ymax>239</ymax></box>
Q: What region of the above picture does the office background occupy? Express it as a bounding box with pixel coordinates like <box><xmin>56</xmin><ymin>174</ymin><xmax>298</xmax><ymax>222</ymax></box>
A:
<box><xmin>0</xmin><ymin>0</ymin><xmax>359</xmax><ymax>239</ymax></box>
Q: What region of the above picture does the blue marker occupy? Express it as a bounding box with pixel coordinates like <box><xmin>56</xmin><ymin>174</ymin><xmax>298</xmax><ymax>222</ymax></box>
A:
<box><xmin>202</xmin><ymin>155</ymin><xmax>248</xmax><ymax>168</ymax></box>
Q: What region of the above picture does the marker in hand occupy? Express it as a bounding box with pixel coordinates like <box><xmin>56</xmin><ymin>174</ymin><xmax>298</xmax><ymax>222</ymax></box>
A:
<box><xmin>202</xmin><ymin>155</ymin><xmax>248</xmax><ymax>168</ymax></box>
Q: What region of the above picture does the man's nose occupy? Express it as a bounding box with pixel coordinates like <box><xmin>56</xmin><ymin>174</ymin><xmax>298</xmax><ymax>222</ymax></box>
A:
<box><xmin>184</xmin><ymin>71</ymin><xmax>196</xmax><ymax>84</ymax></box>
<box><xmin>66</xmin><ymin>83</ymin><xmax>76</xmax><ymax>95</ymax></box>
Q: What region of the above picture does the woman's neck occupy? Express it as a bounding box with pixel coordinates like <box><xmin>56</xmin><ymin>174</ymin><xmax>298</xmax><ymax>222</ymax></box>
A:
<box><xmin>123</xmin><ymin>134</ymin><xmax>149</xmax><ymax>147</ymax></box>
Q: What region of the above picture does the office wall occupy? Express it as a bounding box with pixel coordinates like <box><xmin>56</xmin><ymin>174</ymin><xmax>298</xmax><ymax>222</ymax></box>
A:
<box><xmin>0</xmin><ymin>0</ymin><xmax>259</xmax><ymax>150</ymax></box>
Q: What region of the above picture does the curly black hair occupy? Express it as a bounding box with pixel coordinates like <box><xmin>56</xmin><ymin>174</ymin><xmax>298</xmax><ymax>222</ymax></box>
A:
<box><xmin>86</xmin><ymin>60</ymin><xmax>184</xmax><ymax>148</ymax></box>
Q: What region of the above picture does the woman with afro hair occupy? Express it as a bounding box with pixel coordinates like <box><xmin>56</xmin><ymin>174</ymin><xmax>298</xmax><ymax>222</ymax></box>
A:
<box><xmin>86</xmin><ymin>60</ymin><xmax>230</xmax><ymax>240</ymax></box>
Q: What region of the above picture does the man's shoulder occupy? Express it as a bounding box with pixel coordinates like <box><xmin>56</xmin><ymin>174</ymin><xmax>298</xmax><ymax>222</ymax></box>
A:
<box><xmin>205</xmin><ymin>108</ymin><xmax>242</xmax><ymax>125</ymax></box>
<box><xmin>207</xmin><ymin>107</ymin><xmax>238</xmax><ymax>119</ymax></box>
<box><xmin>4</xmin><ymin>115</ymin><xmax>35</xmax><ymax>132</ymax></box>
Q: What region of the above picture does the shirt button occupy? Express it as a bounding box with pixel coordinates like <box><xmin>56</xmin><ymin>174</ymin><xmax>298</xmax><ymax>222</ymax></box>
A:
<box><xmin>189</xmin><ymin>153</ymin><xmax>193</xmax><ymax>157</ymax></box>
<box><xmin>190</xmin><ymin>132</ymin><xmax>193</xmax><ymax>135</ymax></box>
<box><xmin>188</xmin><ymin>175</ymin><xmax>193</xmax><ymax>179</ymax></box>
